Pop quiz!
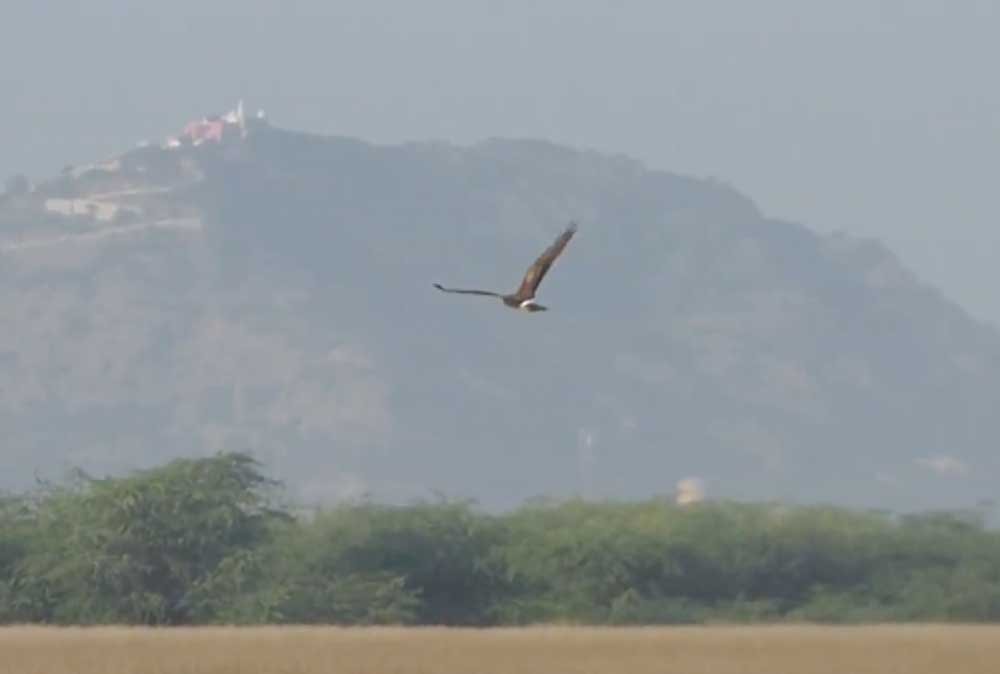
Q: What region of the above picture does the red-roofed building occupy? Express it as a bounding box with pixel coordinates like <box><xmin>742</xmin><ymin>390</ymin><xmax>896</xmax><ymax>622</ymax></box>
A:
<box><xmin>182</xmin><ymin>118</ymin><xmax>226</xmax><ymax>145</ymax></box>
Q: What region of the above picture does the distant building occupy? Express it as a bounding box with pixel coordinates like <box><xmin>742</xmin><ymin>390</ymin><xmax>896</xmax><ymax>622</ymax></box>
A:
<box><xmin>173</xmin><ymin>100</ymin><xmax>254</xmax><ymax>148</ymax></box>
<box><xmin>675</xmin><ymin>477</ymin><xmax>705</xmax><ymax>506</ymax></box>
<box><xmin>221</xmin><ymin>99</ymin><xmax>244</xmax><ymax>127</ymax></box>
<box><xmin>44</xmin><ymin>197</ymin><xmax>129</xmax><ymax>222</ymax></box>
<box><xmin>182</xmin><ymin>118</ymin><xmax>226</xmax><ymax>145</ymax></box>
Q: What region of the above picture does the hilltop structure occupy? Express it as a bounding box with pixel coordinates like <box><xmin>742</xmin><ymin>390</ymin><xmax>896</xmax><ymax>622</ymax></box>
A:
<box><xmin>163</xmin><ymin>100</ymin><xmax>267</xmax><ymax>149</ymax></box>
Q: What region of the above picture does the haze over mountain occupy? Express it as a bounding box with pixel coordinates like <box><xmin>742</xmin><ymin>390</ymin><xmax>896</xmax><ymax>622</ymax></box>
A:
<box><xmin>2</xmin><ymin>109</ymin><xmax>998</xmax><ymax>512</ymax></box>
<box><xmin>5</xmin><ymin>3</ymin><xmax>999</xmax><ymax>328</ymax></box>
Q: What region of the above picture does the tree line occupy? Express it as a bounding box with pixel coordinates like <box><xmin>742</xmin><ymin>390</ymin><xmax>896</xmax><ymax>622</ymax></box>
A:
<box><xmin>1</xmin><ymin>452</ymin><xmax>998</xmax><ymax>625</ymax></box>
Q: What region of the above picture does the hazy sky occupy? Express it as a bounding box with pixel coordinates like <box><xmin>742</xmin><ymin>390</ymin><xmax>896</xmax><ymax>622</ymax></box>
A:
<box><xmin>4</xmin><ymin>1</ymin><xmax>998</xmax><ymax>325</ymax></box>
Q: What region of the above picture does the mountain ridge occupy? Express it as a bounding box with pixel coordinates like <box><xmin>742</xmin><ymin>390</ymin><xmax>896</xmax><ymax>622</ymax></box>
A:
<box><xmin>1</xmin><ymin>116</ymin><xmax>997</xmax><ymax>513</ymax></box>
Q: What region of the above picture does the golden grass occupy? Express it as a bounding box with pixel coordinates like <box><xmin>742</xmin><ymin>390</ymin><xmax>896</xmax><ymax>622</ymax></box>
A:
<box><xmin>2</xmin><ymin>624</ymin><xmax>999</xmax><ymax>674</ymax></box>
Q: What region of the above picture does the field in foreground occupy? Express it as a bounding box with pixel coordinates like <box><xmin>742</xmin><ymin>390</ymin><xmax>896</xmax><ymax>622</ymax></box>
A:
<box><xmin>2</xmin><ymin>624</ymin><xmax>999</xmax><ymax>674</ymax></box>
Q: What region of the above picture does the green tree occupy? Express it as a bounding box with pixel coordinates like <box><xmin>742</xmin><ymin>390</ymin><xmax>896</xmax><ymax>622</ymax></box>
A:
<box><xmin>5</xmin><ymin>453</ymin><xmax>1000</xmax><ymax>626</ymax></box>
<box><xmin>0</xmin><ymin>493</ymin><xmax>35</xmax><ymax>621</ymax></box>
<box><xmin>281</xmin><ymin>499</ymin><xmax>509</xmax><ymax>625</ymax></box>
<box><xmin>13</xmin><ymin>453</ymin><xmax>287</xmax><ymax>624</ymax></box>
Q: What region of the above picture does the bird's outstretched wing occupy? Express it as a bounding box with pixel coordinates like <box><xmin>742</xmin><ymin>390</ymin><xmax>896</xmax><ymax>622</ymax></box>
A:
<box><xmin>432</xmin><ymin>283</ymin><xmax>501</xmax><ymax>297</ymax></box>
<box><xmin>513</xmin><ymin>222</ymin><xmax>577</xmax><ymax>301</ymax></box>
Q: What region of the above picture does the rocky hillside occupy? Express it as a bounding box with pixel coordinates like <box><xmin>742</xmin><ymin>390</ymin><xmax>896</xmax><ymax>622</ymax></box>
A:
<box><xmin>2</xmin><ymin>117</ymin><xmax>998</xmax><ymax>512</ymax></box>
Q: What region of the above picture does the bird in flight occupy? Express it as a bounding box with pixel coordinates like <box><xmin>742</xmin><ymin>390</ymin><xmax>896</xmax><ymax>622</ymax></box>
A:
<box><xmin>433</xmin><ymin>222</ymin><xmax>578</xmax><ymax>312</ymax></box>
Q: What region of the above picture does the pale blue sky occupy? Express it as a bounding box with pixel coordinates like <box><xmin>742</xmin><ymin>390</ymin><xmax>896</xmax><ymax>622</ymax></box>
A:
<box><xmin>3</xmin><ymin>1</ymin><xmax>998</xmax><ymax>324</ymax></box>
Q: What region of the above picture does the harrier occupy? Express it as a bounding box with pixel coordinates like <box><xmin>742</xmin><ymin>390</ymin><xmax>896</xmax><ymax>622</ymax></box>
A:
<box><xmin>433</xmin><ymin>222</ymin><xmax>577</xmax><ymax>312</ymax></box>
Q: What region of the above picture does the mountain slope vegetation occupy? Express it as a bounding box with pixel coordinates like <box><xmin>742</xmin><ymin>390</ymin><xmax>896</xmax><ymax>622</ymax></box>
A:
<box><xmin>1</xmin><ymin>122</ymin><xmax>998</xmax><ymax>511</ymax></box>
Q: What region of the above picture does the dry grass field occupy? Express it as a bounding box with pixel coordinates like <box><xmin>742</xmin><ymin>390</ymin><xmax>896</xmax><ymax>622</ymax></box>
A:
<box><xmin>2</xmin><ymin>624</ymin><xmax>999</xmax><ymax>674</ymax></box>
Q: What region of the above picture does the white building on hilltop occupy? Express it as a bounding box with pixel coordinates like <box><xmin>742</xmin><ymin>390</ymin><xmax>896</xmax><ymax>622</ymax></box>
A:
<box><xmin>163</xmin><ymin>100</ymin><xmax>263</xmax><ymax>149</ymax></box>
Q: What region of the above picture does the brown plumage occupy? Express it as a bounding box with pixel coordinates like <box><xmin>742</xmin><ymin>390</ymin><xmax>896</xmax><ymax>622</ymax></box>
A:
<box><xmin>433</xmin><ymin>222</ymin><xmax>577</xmax><ymax>312</ymax></box>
